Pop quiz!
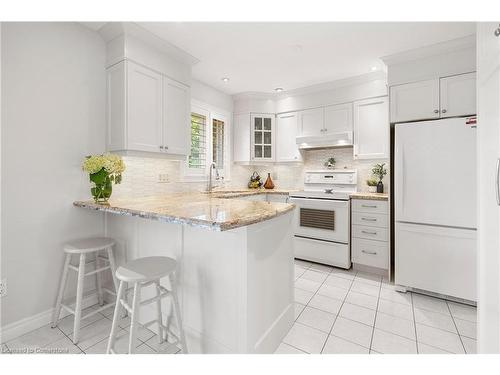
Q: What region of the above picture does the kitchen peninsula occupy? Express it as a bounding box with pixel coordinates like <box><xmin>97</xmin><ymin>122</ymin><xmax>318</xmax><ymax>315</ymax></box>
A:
<box><xmin>74</xmin><ymin>192</ymin><xmax>295</xmax><ymax>353</ymax></box>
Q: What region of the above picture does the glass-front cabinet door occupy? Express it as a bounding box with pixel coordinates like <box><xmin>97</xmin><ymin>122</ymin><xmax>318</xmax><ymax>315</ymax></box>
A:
<box><xmin>251</xmin><ymin>114</ymin><xmax>275</xmax><ymax>161</ymax></box>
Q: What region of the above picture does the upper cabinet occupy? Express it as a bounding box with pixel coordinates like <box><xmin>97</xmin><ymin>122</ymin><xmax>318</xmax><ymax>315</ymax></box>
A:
<box><xmin>298</xmin><ymin>108</ymin><xmax>324</xmax><ymax>137</ymax></box>
<box><xmin>251</xmin><ymin>114</ymin><xmax>275</xmax><ymax>161</ymax></box>
<box><xmin>353</xmin><ymin>97</ymin><xmax>389</xmax><ymax>160</ymax></box>
<box><xmin>106</xmin><ymin>60</ymin><xmax>190</xmax><ymax>156</ymax></box>
<box><xmin>440</xmin><ymin>73</ymin><xmax>476</xmax><ymax>118</ymax></box>
<box><xmin>233</xmin><ymin>113</ymin><xmax>251</xmax><ymax>162</ymax></box>
<box><xmin>390</xmin><ymin>72</ymin><xmax>476</xmax><ymax>123</ymax></box>
<box><xmin>276</xmin><ymin>112</ymin><xmax>302</xmax><ymax>162</ymax></box>
<box><xmin>163</xmin><ymin>77</ymin><xmax>190</xmax><ymax>155</ymax></box>
<box><xmin>389</xmin><ymin>79</ymin><xmax>440</xmax><ymax>123</ymax></box>
<box><xmin>324</xmin><ymin>103</ymin><xmax>353</xmax><ymax>134</ymax></box>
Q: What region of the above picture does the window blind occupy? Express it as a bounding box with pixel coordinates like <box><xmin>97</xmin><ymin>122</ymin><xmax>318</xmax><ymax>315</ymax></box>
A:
<box><xmin>188</xmin><ymin>112</ymin><xmax>207</xmax><ymax>169</ymax></box>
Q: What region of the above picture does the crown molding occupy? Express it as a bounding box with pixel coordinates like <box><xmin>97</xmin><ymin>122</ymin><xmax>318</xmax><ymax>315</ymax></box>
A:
<box><xmin>97</xmin><ymin>22</ymin><xmax>199</xmax><ymax>66</ymax></box>
<box><xmin>232</xmin><ymin>70</ymin><xmax>387</xmax><ymax>101</ymax></box>
<box><xmin>381</xmin><ymin>34</ymin><xmax>476</xmax><ymax>66</ymax></box>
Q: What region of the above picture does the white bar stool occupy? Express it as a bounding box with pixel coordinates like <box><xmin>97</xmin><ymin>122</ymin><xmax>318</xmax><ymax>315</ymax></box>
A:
<box><xmin>106</xmin><ymin>256</ymin><xmax>188</xmax><ymax>354</ymax></box>
<box><xmin>52</xmin><ymin>237</ymin><xmax>119</xmax><ymax>344</ymax></box>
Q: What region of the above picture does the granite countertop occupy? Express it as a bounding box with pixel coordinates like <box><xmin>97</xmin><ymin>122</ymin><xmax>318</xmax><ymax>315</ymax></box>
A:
<box><xmin>208</xmin><ymin>188</ymin><xmax>298</xmax><ymax>198</ymax></box>
<box><xmin>74</xmin><ymin>191</ymin><xmax>295</xmax><ymax>231</ymax></box>
<box><xmin>349</xmin><ymin>192</ymin><xmax>389</xmax><ymax>201</ymax></box>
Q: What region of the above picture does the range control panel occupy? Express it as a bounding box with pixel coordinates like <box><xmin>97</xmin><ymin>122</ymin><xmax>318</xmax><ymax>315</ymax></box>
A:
<box><xmin>304</xmin><ymin>170</ymin><xmax>358</xmax><ymax>185</ymax></box>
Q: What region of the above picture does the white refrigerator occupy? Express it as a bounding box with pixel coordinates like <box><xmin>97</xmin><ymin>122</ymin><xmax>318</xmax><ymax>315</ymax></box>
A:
<box><xmin>395</xmin><ymin>117</ymin><xmax>477</xmax><ymax>302</ymax></box>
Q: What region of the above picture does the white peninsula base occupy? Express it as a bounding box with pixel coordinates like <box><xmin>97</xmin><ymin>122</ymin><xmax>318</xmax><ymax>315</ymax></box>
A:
<box><xmin>104</xmin><ymin>211</ymin><xmax>294</xmax><ymax>353</ymax></box>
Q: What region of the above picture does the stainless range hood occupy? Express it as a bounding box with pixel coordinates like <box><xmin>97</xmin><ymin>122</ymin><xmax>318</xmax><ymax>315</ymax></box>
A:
<box><xmin>296</xmin><ymin>131</ymin><xmax>353</xmax><ymax>149</ymax></box>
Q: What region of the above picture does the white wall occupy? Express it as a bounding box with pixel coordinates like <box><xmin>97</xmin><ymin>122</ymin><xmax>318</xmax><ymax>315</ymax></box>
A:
<box><xmin>1</xmin><ymin>23</ymin><xmax>106</xmax><ymax>330</ymax></box>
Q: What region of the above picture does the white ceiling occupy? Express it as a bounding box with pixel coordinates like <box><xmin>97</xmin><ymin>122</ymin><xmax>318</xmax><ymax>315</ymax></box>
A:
<box><xmin>137</xmin><ymin>22</ymin><xmax>476</xmax><ymax>95</ymax></box>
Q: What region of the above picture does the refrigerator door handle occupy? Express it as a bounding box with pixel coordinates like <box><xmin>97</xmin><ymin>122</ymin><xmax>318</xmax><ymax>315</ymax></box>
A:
<box><xmin>496</xmin><ymin>158</ymin><xmax>500</xmax><ymax>206</ymax></box>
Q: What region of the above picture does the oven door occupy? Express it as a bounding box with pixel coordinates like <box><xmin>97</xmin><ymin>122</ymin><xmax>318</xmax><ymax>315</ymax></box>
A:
<box><xmin>290</xmin><ymin>197</ymin><xmax>349</xmax><ymax>243</ymax></box>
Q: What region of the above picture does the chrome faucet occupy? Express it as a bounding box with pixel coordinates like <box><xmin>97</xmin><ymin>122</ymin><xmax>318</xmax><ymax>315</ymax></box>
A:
<box><xmin>207</xmin><ymin>162</ymin><xmax>222</xmax><ymax>192</ymax></box>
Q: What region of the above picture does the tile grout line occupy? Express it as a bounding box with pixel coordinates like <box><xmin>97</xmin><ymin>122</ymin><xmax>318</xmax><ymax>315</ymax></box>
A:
<box><xmin>446</xmin><ymin>300</ymin><xmax>467</xmax><ymax>354</ymax></box>
<box><xmin>319</xmin><ymin>270</ymin><xmax>357</xmax><ymax>353</ymax></box>
<box><xmin>367</xmin><ymin>279</ymin><xmax>383</xmax><ymax>353</ymax></box>
<box><xmin>410</xmin><ymin>292</ymin><xmax>419</xmax><ymax>354</ymax></box>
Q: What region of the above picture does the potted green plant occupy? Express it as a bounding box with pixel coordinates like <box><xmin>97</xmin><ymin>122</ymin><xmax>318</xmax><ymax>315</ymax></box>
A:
<box><xmin>324</xmin><ymin>157</ymin><xmax>336</xmax><ymax>169</ymax></box>
<box><xmin>371</xmin><ymin>163</ymin><xmax>387</xmax><ymax>193</ymax></box>
<box><xmin>82</xmin><ymin>153</ymin><xmax>125</xmax><ymax>203</ymax></box>
<box><xmin>366</xmin><ymin>179</ymin><xmax>378</xmax><ymax>193</ymax></box>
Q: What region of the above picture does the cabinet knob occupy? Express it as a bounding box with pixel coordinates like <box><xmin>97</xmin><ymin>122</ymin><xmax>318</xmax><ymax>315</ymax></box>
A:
<box><xmin>433</xmin><ymin>109</ymin><xmax>439</xmax><ymax>114</ymax></box>
<box><xmin>441</xmin><ymin>109</ymin><xmax>447</xmax><ymax>114</ymax></box>
<box><xmin>159</xmin><ymin>146</ymin><xmax>164</xmax><ymax>150</ymax></box>
<box><xmin>165</xmin><ymin>145</ymin><xmax>168</xmax><ymax>150</ymax></box>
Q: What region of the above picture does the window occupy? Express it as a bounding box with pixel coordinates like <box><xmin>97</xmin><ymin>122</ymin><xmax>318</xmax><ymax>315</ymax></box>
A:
<box><xmin>188</xmin><ymin>112</ymin><xmax>207</xmax><ymax>170</ymax></box>
<box><xmin>212</xmin><ymin>118</ymin><xmax>225</xmax><ymax>169</ymax></box>
<box><xmin>185</xmin><ymin>103</ymin><xmax>230</xmax><ymax>181</ymax></box>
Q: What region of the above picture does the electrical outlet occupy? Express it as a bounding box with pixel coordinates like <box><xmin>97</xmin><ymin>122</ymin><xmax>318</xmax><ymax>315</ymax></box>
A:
<box><xmin>158</xmin><ymin>174</ymin><xmax>169</xmax><ymax>183</ymax></box>
<box><xmin>0</xmin><ymin>279</ymin><xmax>7</xmax><ymax>298</ymax></box>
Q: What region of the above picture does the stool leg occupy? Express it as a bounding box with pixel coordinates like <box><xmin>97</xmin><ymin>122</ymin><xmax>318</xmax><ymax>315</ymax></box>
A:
<box><xmin>51</xmin><ymin>253</ymin><xmax>72</xmax><ymax>328</ymax></box>
<box><xmin>170</xmin><ymin>274</ymin><xmax>188</xmax><ymax>354</ymax></box>
<box><xmin>95</xmin><ymin>250</ymin><xmax>104</xmax><ymax>306</ymax></box>
<box><xmin>107</xmin><ymin>280</ymin><xmax>124</xmax><ymax>354</ymax></box>
<box><xmin>106</xmin><ymin>247</ymin><xmax>124</xmax><ymax>316</ymax></box>
<box><xmin>128</xmin><ymin>283</ymin><xmax>141</xmax><ymax>354</ymax></box>
<box><xmin>155</xmin><ymin>281</ymin><xmax>164</xmax><ymax>344</ymax></box>
<box><xmin>72</xmin><ymin>253</ymin><xmax>86</xmax><ymax>344</ymax></box>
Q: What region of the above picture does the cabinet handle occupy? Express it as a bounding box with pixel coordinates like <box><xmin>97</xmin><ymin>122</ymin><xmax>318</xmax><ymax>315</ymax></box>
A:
<box><xmin>361</xmin><ymin>230</ymin><xmax>377</xmax><ymax>235</ymax></box>
<box><xmin>164</xmin><ymin>145</ymin><xmax>168</xmax><ymax>150</ymax></box>
<box><xmin>433</xmin><ymin>109</ymin><xmax>439</xmax><ymax>114</ymax></box>
<box><xmin>159</xmin><ymin>146</ymin><xmax>164</xmax><ymax>150</ymax></box>
<box><xmin>361</xmin><ymin>217</ymin><xmax>377</xmax><ymax>222</ymax></box>
<box><xmin>361</xmin><ymin>204</ymin><xmax>377</xmax><ymax>208</ymax></box>
<box><xmin>362</xmin><ymin>250</ymin><xmax>377</xmax><ymax>255</ymax></box>
<box><xmin>442</xmin><ymin>109</ymin><xmax>447</xmax><ymax>114</ymax></box>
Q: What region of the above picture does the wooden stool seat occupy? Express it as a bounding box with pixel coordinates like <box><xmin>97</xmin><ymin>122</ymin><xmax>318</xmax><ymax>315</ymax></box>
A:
<box><xmin>107</xmin><ymin>256</ymin><xmax>188</xmax><ymax>354</ymax></box>
<box><xmin>115</xmin><ymin>256</ymin><xmax>176</xmax><ymax>283</ymax></box>
<box><xmin>63</xmin><ymin>237</ymin><xmax>115</xmax><ymax>254</ymax></box>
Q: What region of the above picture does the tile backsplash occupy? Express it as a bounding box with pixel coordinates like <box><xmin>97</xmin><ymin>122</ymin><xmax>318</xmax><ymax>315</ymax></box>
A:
<box><xmin>113</xmin><ymin>148</ymin><xmax>389</xmax><ymax>198</ymax></box>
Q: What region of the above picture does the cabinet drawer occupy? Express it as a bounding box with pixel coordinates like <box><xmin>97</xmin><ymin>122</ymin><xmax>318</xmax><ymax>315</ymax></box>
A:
<box><xmin>352</xmin><ymin>225</ymin><xmax>388</xmax><ymax>242</ymax></box>
<box><xmin>352</xmin><ymin>238</ymin><xmax>389</xmax><ymax>269</ymax></box>
<box><xmin>352</xmin><ymin>199</ymin><xmax>388</xmax><ymax>214</ymax></box>
<box><xmin>352</xmin><ymin>212</ymin><xmax>388</xmax><ymax>228</ymax></box>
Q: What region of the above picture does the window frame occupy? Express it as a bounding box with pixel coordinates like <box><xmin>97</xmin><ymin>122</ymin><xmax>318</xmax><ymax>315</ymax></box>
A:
<box><xmin>183</xmin><ymin>101</ymin><xmax>231</xmax><ymax>182</ymax></box>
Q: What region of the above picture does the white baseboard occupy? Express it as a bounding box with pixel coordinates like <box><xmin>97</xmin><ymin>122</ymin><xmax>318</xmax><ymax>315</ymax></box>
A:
<box><xmin>0</xmin><ymin>292</ymin><xmax>99</xmax><ymax>344</ymax></box>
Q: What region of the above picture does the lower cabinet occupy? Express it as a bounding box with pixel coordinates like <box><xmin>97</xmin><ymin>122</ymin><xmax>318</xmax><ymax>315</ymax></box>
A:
<box><xmin>351</xmin><ymin>198</ymin><xmax>389</xmax><ymax>273</ymax></box>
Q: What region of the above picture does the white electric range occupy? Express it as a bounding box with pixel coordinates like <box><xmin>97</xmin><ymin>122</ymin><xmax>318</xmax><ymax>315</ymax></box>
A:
<box><xmin>290</xmin><ymin>170</ymin><xmax>358</xmax><ymax>269</ymax></box>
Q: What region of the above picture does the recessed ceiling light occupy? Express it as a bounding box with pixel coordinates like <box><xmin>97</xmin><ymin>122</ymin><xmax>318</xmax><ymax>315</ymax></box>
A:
<box><xmin>371</xmin><ymin>66</ymin><xmax>378</xmax><ymax>71</ymax></box>
<box><xmin>275</xmin><ymin>88</ymin><xmax>284</xmax><ymax>93</ymax></box>
<box><xmin>221</xmin><ymin>77</ymin><xmax>230</xmax><ymax>82</ymax></box>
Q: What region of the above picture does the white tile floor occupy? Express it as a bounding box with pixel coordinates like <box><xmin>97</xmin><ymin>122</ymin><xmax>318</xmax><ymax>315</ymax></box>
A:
<box><xmin>1</xmin><ymin>304</ymin><xmax>180</xmax><ymax>354</ymax></box>
<box><xmin>1</xmin><ymin>259</ymin><xmax>477</xmax><ymax>355</ymax></box>
<box><xmin>277</xmin><ymin>259</ymin><xmax>477</xmax><ymax>354</ymax></box>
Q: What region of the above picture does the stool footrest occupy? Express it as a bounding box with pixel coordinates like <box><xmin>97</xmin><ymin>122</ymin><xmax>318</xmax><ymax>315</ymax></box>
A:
<box><xmin>60</xmin><ymin>304</ymin><xmax>75</xmax><ymax>315</ymax></box>
<box><xmin>102</xmin><ymin>287</ymin><xmax>116</xmax><ymax>296</ymax></box>
<box><xmin>85</xmin><ymin>265</ymin><xmax>111</xmax><ymax>277</ymax></box>
<box><xmin>140</xmin><ymin>290</ymin><xmax>171</xmax><ymax>306</ymax></box>
<box><xmin>120</xmin><ymin>299</ymin><xmax>133</xmax><ymax>314</ymax></box>
<box><xmin>82</xmin><ymin>303</ymin><xmax>115</xmax><ymax>319</ymax></box>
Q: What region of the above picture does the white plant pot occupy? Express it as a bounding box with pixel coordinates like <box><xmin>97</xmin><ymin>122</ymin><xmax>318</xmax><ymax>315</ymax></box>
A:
<box><xmin>368</xmin><ymin>186</ymin><xmax>377</xmax><ymax>193</ymax></box>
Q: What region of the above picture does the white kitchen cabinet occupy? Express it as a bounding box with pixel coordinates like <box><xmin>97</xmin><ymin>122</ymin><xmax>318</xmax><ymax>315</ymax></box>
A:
<box><xmin>390</xmin><ymin>79</ymin><xmax>440</xmax><ymax>123</ymax></box>
<box><xmin>353</xmin><ymin>96</ymin><xmax>389</xmax><ymax>159</ymax></box>
<box><xmin>298</xmin><ymin>107</ymin><xmax>324</xmax><ymax>137</ymax></box>
<box><xmin>324</xmin><ymin>103</ymin><xmax>353</xmax><ymax>134</ymax></box>
<box><xmin>351</xmin><ymin>198</ymin><xmax>390</xmax><ymax>272</ymax></box>
<box><xmin>390</xmin><ymin>73</ymin><xmax>477</xmax><ymax>123</ymax></box>
<box><xmin>440</xmin><ymin>72</ymin><xmax>476</xmax><ymax>118</ymax></box>
<box><xmin>125</xmin><ymin>61</ymin><xmax>163</xmax><ymax>153</ymax></box>
<box><xmin>276</xmin><ymin>112</ymin><xmax>302</xmax><ymax>162</ymax></box>
<box><xmin>251</xmin><ymin>114</ymin><xmax>275</xmax><ymax>161</ymax></box>
<box><xmin>106</xmin><ymin>60</ymin><xmax>190</xmax><ymax>156</ymax></box>
<box><xmin>163</xmin><ymin>77</ymin><xmax>190</xmax><ymax>155</ymax></box>
<box><xmin>233</xmin><ymin>113</ymin><xmax>251</xmax><ymax>162</ymax></box>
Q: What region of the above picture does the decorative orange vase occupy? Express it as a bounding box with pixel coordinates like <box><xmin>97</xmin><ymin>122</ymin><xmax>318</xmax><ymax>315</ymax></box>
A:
<box><xmin>263</xmin><ymin>173</ymin><xmax>275</xmax><ymax>189</ymax></box>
